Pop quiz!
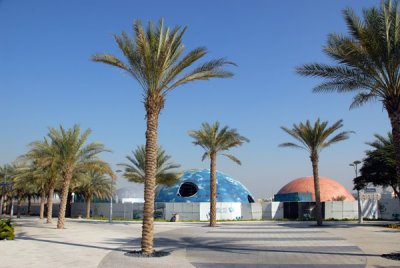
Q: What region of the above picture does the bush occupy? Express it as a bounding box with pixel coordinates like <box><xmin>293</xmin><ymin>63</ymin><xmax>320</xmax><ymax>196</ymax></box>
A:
<box><xmin>0</xmin><ymin>219</ymin><xmax>15</xmax><ymax>240</ymax></box>
<box><xmin>387</xmin><ymin>224</ymin><xmax>400</xmax><ymax>230</ymax></box>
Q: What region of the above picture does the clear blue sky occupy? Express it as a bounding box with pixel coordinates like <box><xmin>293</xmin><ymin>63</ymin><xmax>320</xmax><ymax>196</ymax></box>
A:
<box><xmin>0</xmin><ymin>0</ymin><xmax>389</xmax><ymax>199</ymax></box>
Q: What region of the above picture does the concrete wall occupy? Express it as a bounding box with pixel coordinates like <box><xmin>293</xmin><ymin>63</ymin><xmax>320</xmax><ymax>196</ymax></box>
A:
<box><xmin>261</xmin><ymin>202</ymin><xmax>283</xmax><ymax>220</ymax></box>
<box><xmin>15</xmin><ymin>199</ymin><xmax>396</xmax><ymax>221</ymax></box>
<box><xmin>324</xmin><ymin>201</ymin><xmax>358</xmax><ymax>219</ymax></box>
<box><xmin>71</xmin><ymin>202</ymin><xmax>144</xmax><ymax>219</ymax></box>
<box><xmin>12</xmin><ymin>203</ymin><xmax>59</xmax><ymax>217</ymax></box>
<box><xmin>241</xmin><ymin>203</ymin><xmax>262</xmax><ymax>220</ymax></box>
<box><xmin>378</xmin><ymin>199</ymin><xmax>400</xmax><ymax>219</ymax></box>
<box><xmin>199</xmin><ymin>202</ymin><xmax>242</xmax><ymax>221</ymax></box>
<box><xmin>163</xmin><ymin>202</ymin><xmax>201</xmax><ymax>221</ymax></box>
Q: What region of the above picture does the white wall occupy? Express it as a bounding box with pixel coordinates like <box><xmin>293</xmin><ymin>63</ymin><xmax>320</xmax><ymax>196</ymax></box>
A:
<box><xmin>378</xmin><ymin>199</ymin><xmax>400</xmax><ymax>219</ymax></box>
<box><xmin>66</xmin><ymin>200</ymin><xmax>393</xmax><ymax>221</ymax></box>
<box><xmin>324</xmin><ymin>201</ymin><xmax>358</xmax><ymax>219</ymax></box>
<box><xmin>199</xmin><ymin>202</ymin><xmax>242</xmax><ymax>221</ymax></box>
<box><xmin>261</xmin><ymin>202</ymin><xmax>283</xmax><ymax>220</ymax></box>
<box><xmin>241</xmin><ymin>203</ymin><xmax>262</xmax><ymax>220</ymax></box>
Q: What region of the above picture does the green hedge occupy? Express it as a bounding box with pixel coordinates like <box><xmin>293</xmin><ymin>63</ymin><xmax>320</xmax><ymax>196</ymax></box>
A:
<box><xmin>0</xmin><ymin>219</ymin><xmax>15</xmax><ymax>240</ymax></box>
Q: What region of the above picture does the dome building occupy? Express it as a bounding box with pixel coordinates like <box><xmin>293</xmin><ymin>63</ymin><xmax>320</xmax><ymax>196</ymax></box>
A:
<box><xmin>277</xmin><ymin>176</ymin><xmax>355</xmax><ymax>201</ymax></box>
<box><xmin>155</xmin><ymin>169</ymin><xmax>255</xmax><ymax>203</ymax></box>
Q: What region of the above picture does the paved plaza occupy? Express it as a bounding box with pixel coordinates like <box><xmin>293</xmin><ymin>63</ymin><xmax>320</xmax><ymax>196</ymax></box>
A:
<box><xmin>1</xmin><ymin>217</ymin><xmax>400</xmax><ymax>267</ymax></box>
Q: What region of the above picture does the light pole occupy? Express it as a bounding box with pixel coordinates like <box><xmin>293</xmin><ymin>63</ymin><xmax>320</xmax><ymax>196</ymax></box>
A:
<box><xmin>109</xmin><ymin>170</ymin><xmax>121</xmax><ymax>223</ymax></box>
<box><xmin>350</xmin><ymin>160</ymin><xmax>362</xmax><ymax>224</ymax></box>
<box><xmin>109</xmin><ymin>177</ymin><xmax>113</xmax><ymax>223</ymax></box>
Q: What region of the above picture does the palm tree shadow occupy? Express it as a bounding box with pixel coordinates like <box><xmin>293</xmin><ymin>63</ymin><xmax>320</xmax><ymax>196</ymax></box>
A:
<box><xmin>120</xmin><ymin>235</ymin><xmax>380</xmax><ymax>258</ymax></box>
<box><xmin>17</xmin><ymin>235</ymin><xmax>132</xmax><ymax>252</ymax></box>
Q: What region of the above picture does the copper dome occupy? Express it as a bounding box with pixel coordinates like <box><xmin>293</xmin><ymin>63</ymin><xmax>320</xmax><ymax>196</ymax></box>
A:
<box><xmin>277</xmin><ymin>176</ymin><xmax>355</xmax><ymax>201</ymax></box>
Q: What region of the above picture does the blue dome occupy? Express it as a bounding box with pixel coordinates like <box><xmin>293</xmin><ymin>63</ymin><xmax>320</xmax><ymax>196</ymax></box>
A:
<box><xmin>155</xmin><ymin>169</ymin><xmax>255</xmax><ymax>203</ymax></box>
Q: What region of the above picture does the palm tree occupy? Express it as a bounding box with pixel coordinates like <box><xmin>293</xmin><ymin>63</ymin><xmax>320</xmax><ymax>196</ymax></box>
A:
<box><xmin>74</xmin><ymin>170</ymin><xmax>113</xmax><ymax>218</ymax></box>
<box><xmin>279</xmin><ymin>119</ymin><xmax>352</xmax><ymax>226</ymax></box>
<box><xmin>188</xmin><ymin>121</ymin><xmax>249</xmax><ymax>227</ymax></box>
<box><xmin>295</xmin><ymin>0</ymin><xmax>400</xmax><ymax>197</ymax></box>
<box><xmin>118</xmin><ymin>145</ymin><xmax>181</xmax><ymax>186</ymax></box>
<box><xmin>91</xmin><ymin>18</ymin><xmax>235</xmax><ymax>254</ymax></box>
<box><xmin>0</xmin><ymin>164</ymin><xmax>15</xmax><ymax>215</ymax></box>
<box><xmin>26</xmin><ymin>137</ymin><xmax>62</xmax><ymax>223</ymax></box>
<box><xmin>11</xmin><ymin>162</ymin><xmax>39</xmax><ymax>219</ymax></box>
<box><xmin>47</xmin><ymin>124</ymin><xmax>114</xmax><ymax>229</ymax></box>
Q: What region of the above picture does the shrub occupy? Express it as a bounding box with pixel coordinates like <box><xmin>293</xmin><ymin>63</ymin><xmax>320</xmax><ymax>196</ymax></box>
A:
<box><xmin>387</xmin><ymin>224</ymin><xmax>400</xmax><ymax>230</ymax></box>
<box><xmin>0</xmin><ymin>219</ymin><xmax>15</xmax><ymax>240</ymax></box>
<box><xmin>331</xmin><ymin>195</ymin><xmax>346</xmax><ymax>201</ymax></box>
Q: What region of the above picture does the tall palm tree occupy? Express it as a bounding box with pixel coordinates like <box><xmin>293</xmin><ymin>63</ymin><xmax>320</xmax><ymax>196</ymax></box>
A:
<box><xmin>295</xmin><ymin>0</ymin><xmax>400</xmax><ymax>197</ymax></box>
<box><xmin>188</xmin><ymin>121</ymin><xmax>249</xmax><ymax>227</ymax></box>
<box><xmin>118</xmin><ymin>145</ymin><xmax>181</xmax><ymax>186</ymax></box>
<box><xmin>47</xmin><ymin>124</ymin><xmax>114</xmax><ymax>229</ymax></box>
<box><xmin>91</xmin><ymin>18</ymin><xmax>235</xmax><ymax>254</ymax></box>
<box><xmin>279</xmin><ymin>119</ymin><xmax>352</xmax><ymax>226</ymax></box>
<box><xmin>74</xmin><ymin>170</ymin><xmax>113</xmax><ymax>218</ymax></box>
<box><xmin>26</xmin><ymin>137</ymin><xmax>62</xmax><ymax>223</ymax></box>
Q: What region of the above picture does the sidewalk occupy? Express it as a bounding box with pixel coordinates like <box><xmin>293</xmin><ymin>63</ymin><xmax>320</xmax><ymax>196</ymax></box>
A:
<box><xmin>1</xmin><ymin>217</ymin><xmax>399</xmax><ymax>267</ymax></box>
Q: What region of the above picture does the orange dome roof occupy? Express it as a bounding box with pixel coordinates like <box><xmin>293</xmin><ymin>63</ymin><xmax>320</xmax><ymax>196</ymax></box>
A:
<box><xmin>277</xmin><ymin>177</ymin><xmax>355</xmax><ymax>201</ymax></box>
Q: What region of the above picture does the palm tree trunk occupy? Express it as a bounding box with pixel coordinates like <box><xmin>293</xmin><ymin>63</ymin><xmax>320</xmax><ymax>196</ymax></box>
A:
<box><xmin>27</xmin><ymin>194</ymin><xmax>31</xmax><ymax>214</ymax></box>
<box><xmin>46</xmin><ymin>181</ymin><xmax>56</xmax><ymax>223</ymax></box>
<box><xmin>391</xmin><ymin>185</ymin><xmax>400</xmax><ymax>199</ymax></box>
<box><xmin>39</xmin><ymin>186</ymin><xmax>46</xmax><ymax>219</ymax></box>
<box><xmin>66</xmin><ymin>192</ymin><xmax>72</xmax><ymax>218</ymax></box>
<box><xmin>389</xmin><ymin>111</ymin><xmax>400</xmax><ymax>202</ymax></box>
<box><xmin>17</xmin><ymin>190</ymin><xmax>23</xmax><ymax>218</ymax></box>
<box><xmin>310</xmin><ymin>154</ymin><xmax>323</xmax><ymax>226</ymax></box>
<box><xmin>2</xmin><ymin>191</ymin><xmax>7</xmax><ymax>214</ymax></box>
<box><xmin>7</xmin><ymin>194</ymin><xmax>13</xmax><ymax>215</ymax></box>
<box><xmin>57</xmin><ymin>169</ymin><xmax>72</xmax><ymax>229</ymax></box>
<box><xmin>85</xmin><ymin>195</ymin><xmax>91</xmax><ymax>218</ymax></box>
<box><xmin>209</xmin><ymin>153</ymin><xmax>217</xmax><ymax>227</ymax></box>
<box><xmin>141</xmin><ymin>104</ymin><xmax>160</xmax><ymax>255</ymax></box>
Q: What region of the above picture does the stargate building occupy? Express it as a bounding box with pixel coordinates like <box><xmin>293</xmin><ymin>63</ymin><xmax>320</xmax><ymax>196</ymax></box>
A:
<box><xmin>155</xmin><ymin>169</ymin><xmax>255</xmax><ymax>203</ymax></box>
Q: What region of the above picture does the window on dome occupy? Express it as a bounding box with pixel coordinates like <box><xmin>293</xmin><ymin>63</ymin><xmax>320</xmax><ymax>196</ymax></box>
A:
<box><xmin>178</xmin><ymin>182</ymin><xmax>198</xmax><ymax>197</ymax></box>
<box><xmin>248</xmin><ymin>195</ymin><xmax>255</xmax><ymax>203</ymax></box>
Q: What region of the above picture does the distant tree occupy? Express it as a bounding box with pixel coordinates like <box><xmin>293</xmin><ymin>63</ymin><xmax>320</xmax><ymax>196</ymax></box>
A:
<box><xmin>354</xmin><ymin>133</ymin><xmax>399</xmax><ymax>198</ymax></box>
<box><xmin>10</xmin><ymin>162</ymin><xmax>38</xmax><ymax>218</ymax></box>
<box><xmin>74</xmin><ymin>170</ymin><xmax>113</xmax><ymax>218</ymax></box>
<box><xmin>296</xmin><ymin>0</ymin><xmax>400</xmax><ymax>201</ymax></box>
<box><xmin>280</xmin><ymin>119</ymin><xmax>353</xmax><ymax>226</ymax></box>
<box><xmin>331</xmin><ymin>195</ymin><xmax>346</xmax><ymax>201</ymax></box>
<box><xmin>118</xmin><ymin>145</ymin><xmax>181</xmax><ymax>187</ymax></box>
<box><xmin>47</xmin><ymin>124</ymin><xmax>114</xmax><ymax>229</ymax></box>
<box><xmin>91</xmin><ymin>18</ymin><xmax>235</xmax><ymax>254</ymax></box>
<box><xmin>188</xmin><ymin>121</ymin><xmax>249</xmax><ymax>227</ymax></box>
<box><xmin>26</xmin><ymin>137</ymin><xmax>62</xmax><ymax>223</ymax></box>
<box><xmin>0</xmin><ymin>165</ymin><xmax>14</xmax><ymax>215</ymax></box>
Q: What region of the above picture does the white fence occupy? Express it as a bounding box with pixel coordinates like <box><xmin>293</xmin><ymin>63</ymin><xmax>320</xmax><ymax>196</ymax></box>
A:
<box><xmin>11</xmin><ymin>199</ymin><xmax>400</xmax><ymax>220</ymax></box>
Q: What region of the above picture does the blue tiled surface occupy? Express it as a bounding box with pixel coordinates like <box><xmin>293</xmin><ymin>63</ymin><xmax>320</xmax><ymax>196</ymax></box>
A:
<box><xmin>155</xmin><ymin>169</ymin><xmax>255</xmax><ymax>203</ymax></box>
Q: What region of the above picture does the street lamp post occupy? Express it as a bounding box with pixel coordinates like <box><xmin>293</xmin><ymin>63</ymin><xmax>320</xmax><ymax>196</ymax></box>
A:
<box><xmin>109</xmin><ymin>178</ymin><xmax>113</xmax><ymax>223</ymax></box>
<box><xmin>109</xmin><ymin>170</ymin><xmax>121</xmax><ymax>223</ymax></box>
<box><xmin>350</xmin><ymin>160</ymin><xmax>362</xmax><ymax>224</ymax></box>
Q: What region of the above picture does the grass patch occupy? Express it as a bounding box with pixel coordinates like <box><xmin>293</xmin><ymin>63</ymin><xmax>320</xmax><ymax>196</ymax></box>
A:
<box><xmin>79</xmin><ymin>216</ymin><xmax>169</xmax><ymax>222</ymax></box>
